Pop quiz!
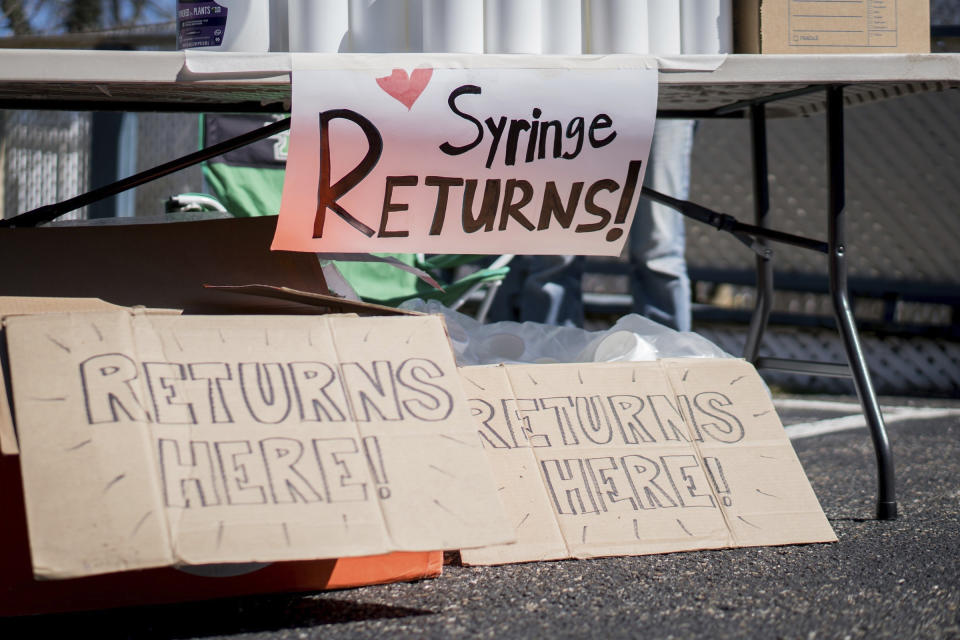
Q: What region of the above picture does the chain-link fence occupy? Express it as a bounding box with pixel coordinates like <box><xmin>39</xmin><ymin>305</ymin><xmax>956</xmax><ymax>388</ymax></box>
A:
<box><xmin>133</xmin><ymin>112</ymin><xmax>202</xmax><ymax>215</ymax></box>
<box><xmin>1</xmin><ymin>110</ymin><xmax>90</xmax><ymax>221</ymax></box>
<box><xmin>584</xmin><ymin>87</ymin><xmax>960</xmax><ymax>396</ymax></box>
<box><xmin>0</xmin><ymin>109</ymin><xmax>203</xmax><ymax>221</ymax></box>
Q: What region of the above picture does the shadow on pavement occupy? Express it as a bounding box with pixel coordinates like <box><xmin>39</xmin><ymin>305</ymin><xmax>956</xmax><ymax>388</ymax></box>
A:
<box><xmin>0</xmin><ymin>594</ymin><xmax>434</xmax><ymax>639</ymax></box>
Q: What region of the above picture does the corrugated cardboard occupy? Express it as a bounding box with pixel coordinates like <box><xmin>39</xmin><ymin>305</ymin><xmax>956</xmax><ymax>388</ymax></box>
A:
<box><xmin>736</xmin><ymin>0</ymin><xmax>930</xmax><ymax>54</ymax></box>
<box><xmin>204</xmin><ymin>284</ymin><xmax>420</xmax><ymax>317</ymax></box>
<box><xmin>0</xmin><ymin>451</ymin><xmax>442</xmax><ymax>617</ymax></box>
<box><xmin>0</xmin><ymin>216</ymin><xmax>329</xmax><ymax>313</ymax></box>
<box><xmin>0</xmin><ymin>289</ymin><xmax>413</xmax><ymax>455</ymax></box>
<box><xmin>5</xmin><ymin>310</ymin><xmax>513</xmax><ymax>579</ymax></box>
<box><xmin>459</xmin><ymin>359</ymin><xmax>837</xmax><ymax>565</ymax></box>
<box><xmin>0</xmin><ymin>215</ymin><xmax>370</xmax><ymax>455</ymax></box>
<box><xmin>0</xmin><ymin>297</ymin><xmax>132</xmax><ymax>455</ymax></box>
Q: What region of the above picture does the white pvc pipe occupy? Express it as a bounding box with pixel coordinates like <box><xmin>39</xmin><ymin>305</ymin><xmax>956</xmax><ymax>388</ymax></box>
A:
<box><xmin>407</xmin><ymin>0</ymin><xmax>424</xmax><ymax>51</ymax></box>
<box><xmin>484</xmin><ymin>0</ymin><xmax>542</xmax><ymax>54</ymax></box>
<box><xmin>540</xmin><ymin>0</ymin><xmax>581</xmax><ymax>54</ymax></box>
<box><xmin>588</xmin><ymin>0</ymin><xmax>649</xmax><ymax>54</ymax></box>
<box><xmin>349</xmin><ymin>0</ymin><xmax>409</xmax><ymax>52</ymax></box>
<box><xmin>680</xmin><ymin>0</ymin><xmax>732</xmax><ymax>54</ymax></box>
<box><xmin>269</xmin><ymin>0</ymin><xmax>289</xmax><ymax>51</ymax></box>
<box><xmin>647</xmin><ymin>0</ymin><xmax>681</xmax><ymax>55</ymax></box>
<box><xmin>288</xmin><ymin>0</ymin><xmax>350</xmax><ymax>52</ymax></box>
<box><xmin>422</xmin><ymin>0</ymin><xmax>484</xmax><ymax>53</ymax></box>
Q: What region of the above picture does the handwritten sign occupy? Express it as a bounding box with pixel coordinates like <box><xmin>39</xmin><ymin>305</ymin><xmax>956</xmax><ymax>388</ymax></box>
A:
<box><xmin>5</xmin><ymin>311</ymin><xmax>513</xmax><ymax>578</ymax></box>
<box><xmin>458</xmin><ymin>359</ymin><xmax>837</xmax><ymax>565</ymax></box>
<box><xmin>273</xmin><ymin>61</ymin><xmax>657</xmax><ymax>255</ymax></box>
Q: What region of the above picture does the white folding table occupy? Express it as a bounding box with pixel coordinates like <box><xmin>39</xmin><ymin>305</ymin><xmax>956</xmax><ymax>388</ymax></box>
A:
<box><xmin>3</xmin><ymin>50</ymin><xmax>959</xmax><ymax>519</ymax></box>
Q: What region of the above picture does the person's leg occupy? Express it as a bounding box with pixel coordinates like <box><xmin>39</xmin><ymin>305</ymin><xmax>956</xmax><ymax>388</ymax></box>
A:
<box><xmin>486</xmin><ymin>255</ymin><xmax>527</xmax><ymax>321</ymax></box>
<box><xmin>629</xmin><ymin>119</ymin><xmax>695</xmax><ymax>332</ymax></box>
<box><xmin>487</xmin><ymin>255</ymin><xmax>584</xmax><ymax>326</ymax></box>
<box><xmin>519</xmin><ymin>255</ymin><xmax>584</xmax><ymax>326</ymax></box>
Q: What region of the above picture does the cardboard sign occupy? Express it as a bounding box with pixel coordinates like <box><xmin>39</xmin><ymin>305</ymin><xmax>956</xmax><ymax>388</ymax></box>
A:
<box><xmin>0</xmin><ymin>297</ymin><xmax>130</xmax><ymax>456</ymax></box>
<box><xmin>0</xmin><ymin>452</ymin><xmax>443</xmax><ymax>616</ymax></box>
<box><xmin>5</xmin><ymin>311</ymin><xmax>513</xmax><ymax>579</ymax></box>
<box><xmin>458</xmin><ymin>359</ymin><xmax>836</xmax><ymax>565</ymax></box>
<box><xmin>274</xmin><ymin>62</ymin><xmax>656</xmax><ymax>256</ymax></box>
<box><xmin>0</xmin><ymin>291</ymin><xmax>413</xmax><ymax>457</ymax></box>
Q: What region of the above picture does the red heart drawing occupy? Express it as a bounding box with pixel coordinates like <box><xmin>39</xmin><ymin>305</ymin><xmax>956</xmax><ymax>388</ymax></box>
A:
<box><xmin>375</xmin><ymin>67</ymin><xmax>433</xmax><ymax>110</ymax></box>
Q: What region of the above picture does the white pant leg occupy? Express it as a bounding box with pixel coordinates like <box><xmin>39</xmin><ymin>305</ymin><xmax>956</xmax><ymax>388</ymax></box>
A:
<box><xmin>629</xmin><ymin>119</ymin><xmax>695</xmax><ymax>332</ymax></box>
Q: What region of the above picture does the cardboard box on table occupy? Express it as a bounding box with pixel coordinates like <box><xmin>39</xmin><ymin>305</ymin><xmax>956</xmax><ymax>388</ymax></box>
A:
<box><xmin>735</xmin><ymin>0</ymin><xmax>930</xmax><ymax>54</ymax></box>
<box><xmin>0</xmin><ymin>217</ymin><xmax>513</xmax><ymax>615</ymax></box>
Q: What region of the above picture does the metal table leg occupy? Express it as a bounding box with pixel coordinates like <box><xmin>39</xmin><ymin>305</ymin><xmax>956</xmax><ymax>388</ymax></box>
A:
<box><xmin>826</xmin><ymin>86</ymin><xmax>898</xmax><ymax>520</ymax></box>
<box><xmin>653</xmin><ymin>87</ymin><xmax>898</xmax><ymax>520</ymax></box>
<box><xmin>743</xmin><ymin>103</ymin><xmax>773</xmax><ymax>363</ymax></box>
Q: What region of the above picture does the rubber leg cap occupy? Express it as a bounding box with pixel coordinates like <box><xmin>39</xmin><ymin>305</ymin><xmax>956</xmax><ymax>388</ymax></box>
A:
<box><xmin>876</xmin><ymin>501</ymin><xmax>898</xmax><ymax>520</ymax></box>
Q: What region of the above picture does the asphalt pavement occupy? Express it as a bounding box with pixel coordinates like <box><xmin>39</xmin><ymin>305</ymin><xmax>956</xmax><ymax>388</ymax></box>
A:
<box><xmin>2</xmin><ymin>394</ymin><xmax>958</xmax><ymax>639</ymax></box>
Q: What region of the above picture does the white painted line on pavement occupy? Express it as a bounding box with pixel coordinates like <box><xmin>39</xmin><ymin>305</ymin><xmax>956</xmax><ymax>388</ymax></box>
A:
<box><xmin>774</xmin><ymin>398</ymin><xmax>864</xmax><ymax>412</ymax></box>
<box><xmin>778</xmin><ymin>401</ymin><xmax>960</xmax><ymax>440</ymax></box>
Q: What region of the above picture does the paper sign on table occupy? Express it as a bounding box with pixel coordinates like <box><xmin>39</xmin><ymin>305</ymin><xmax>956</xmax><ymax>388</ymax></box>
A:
<box><xmin>5</xmin><ymin>311</ymin><xmax>514</xmax><ymax>579</ymax></box>
<box><xmin>458</xmin><ymin>359</ymin><xmax>837</xmax><ymax>565</ymax></box>
<box><xmin>274</xmin><ymin>59</ymin><xmax>657</xmax><ymax>256</ymax></box>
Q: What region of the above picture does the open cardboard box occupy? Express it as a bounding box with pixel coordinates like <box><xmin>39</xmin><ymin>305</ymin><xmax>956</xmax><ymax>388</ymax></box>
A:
<box><xmin>0</xmin><ymin>216</ymin><xmax>514</xmax><ymax>616</ymax></box>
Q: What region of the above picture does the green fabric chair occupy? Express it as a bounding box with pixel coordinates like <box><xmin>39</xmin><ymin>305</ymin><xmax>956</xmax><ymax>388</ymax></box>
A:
<box><xmin>193</xmin><ymin>114</ymin><xmax>511</xmax><ymax>317</ymax></box>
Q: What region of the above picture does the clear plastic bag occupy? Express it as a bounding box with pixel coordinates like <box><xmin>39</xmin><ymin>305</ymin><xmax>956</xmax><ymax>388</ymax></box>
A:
<box><xmin>400</xmin><ymin>299</ymin><xmax>732</xmax><ymax>366</ymax></box>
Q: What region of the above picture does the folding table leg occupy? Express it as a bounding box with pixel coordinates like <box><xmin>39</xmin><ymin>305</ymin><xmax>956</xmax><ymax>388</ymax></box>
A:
<box><xmin>743</xmin><ymin>103</ymin><xmax>773</xmax><ymax>362</ymax></box>
<box><xmin>826</xmin><ymin>86</ymin><xmax>897</xmax><ymax>520</ymax></box>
